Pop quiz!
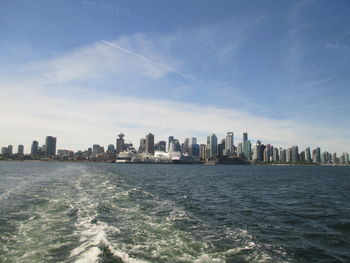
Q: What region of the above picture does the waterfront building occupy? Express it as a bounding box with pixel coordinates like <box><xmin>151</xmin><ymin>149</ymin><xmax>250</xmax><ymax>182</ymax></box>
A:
<box><xmin>321</xmin><ymin>151</ymin><xmax>331</xmax><ymax>164</ymax></box>
<box><xmin>273</xmin><ymin>148</ymin><xmax>279</xmax><ymax>162</ymax></box>
<box><xmin>252</xmin><ymin>144</ymin><xmax>258</xmax><ymax>161</ymax></box>
<box><xmin>266</xmin><ymin>144</ymin><xmax>273</xmax><ymax>159</ymax></box>
<box><xmin>7</xmin><ymin>145</ymin><xmax>13</xmax><ymax>155</ymax></box>
<box><xmin>188</xmin><ymin>138</ymin><xmax>199</xmax><ymax>158</ymax></box>
<box><xmin>174</xmin><ymin>139</ymin><xmax>181</xmax><ymax>152</ymax></box>
<box><xmin>279</xmin><ymin>148</ymin><xmax>286</xmax><ymax>162</ymax></box>
<box><xmin>145</xmin><ymin>133</ymin><xmax>155</xmax><ymax>155</ymax></box>
<box><xmin>252</xmin><ymin>141</ymin><xmax>262</xmax><ymax>161</ymax></box>
<box><xmin>200</xmin><ymin>144</ymin><xmax>206</xmax><ymax>161</ymax></box>
<box><xmin>92</xmin><ymin>144</ymin><xmax>100</xmax><ymax>156</ymax></box>
<box><xmin>98</xmin><ymin>146</ymin><xmax>105</xmax><ymax>154</ymax></box>
<box><xmin>332</xmin><ymin>152</ymin><xmax>338</xmax><ymax>164</ymax></box>
<box><xmin>42</xmin><ymin>144</ymin><xmax>47</xmax><ymax>154</ymax></box>
<box><xmin>45</xmin><ymin>136</ymin><xmax>56</xmax><ymax>156</ymax></box>
<box><xmin>300</xmin><ymin>151</ymin><xmax>305</xmax><ymax>162</ymax></box>
<box><xmin>168</xmin><ymin>139</ymin><xmax>175</xmax><ymax>152</ymax></box>
<box><xmin>224</xmin><ymin>132</ymin><xmax>234</xmax><ymax>156</ymax></box>
<box><xmin>243</xmin><ymin>140</ymin><xmax>251</xmax><ymax>160</ymax></box>
<box><xmin>207</xmin><ymin>134</ymin><xmax>218</xmax><ymax>158</ymax></box>
<box><xmin>124</xmin><ymin>142</ymin><xmax>133</xmax><ymax>150</ymax></box>
<box><xmin>243</xmin><ymin>132</ymin><xmax>248</xmax><ymax>143</ymax></box>
<box><xmin>87</xmin><ymin>148</ymin><xmax>92</xmax><ymax>156</ymax></box>
<box><xmin>107</xmin><ymin>144</ymin><xmax>115</xmax><ymax>152</ymax></box>
<box><xmin>190</xmin><ymin>138</ymin><xmax>197</xmax><ymax>145</ymax></box>
<box><xmin>168</xmin><ymin>136</ymin><xmax>174</xmax><ymax>152</ymax></box>
<box><xmin>242</xmin><ymin>132</ymin><xmax>251</xmax><ymax>160</ymax></box>
<box><xmin>17</xmin><ymin>145</ymin><xmax>24</xmax><ymax>155</ymax></box>
<box><xmin>339</xmin><ymin>153</ymin><xmax>349</xmax><ymax>164</ymax></box>
<box><xmin>155</xmin><ymin>141</ymin><xmax>166</xmax><ymax>152</ymax></box>
<box><xmin>57</xmin><ymin>149</ymin><xmax>71</xmax><ymax>157</ymax></box>
<box><xmin>116</xmin><ymin>133</ymin><xmax>125</xmax><ymax>154</ymax></box>
<box><xmin>1</xmin><ymin>147</ymin><xmax>8</xmax><ymax>155</ymax></box>
<box><xmin>286</xmin><ymin>148</ymin><xmax>292</xmax><ymax>163</ymax></box>
<box><xmin>313</xmin><ymin>147</ymin><xmax>321</xmax><ymax>163</ymax></box>
<box><xmin>31</xmin><ymin>141</ymin><xmax>39</xmax><ymax>156</ymax></box>
<box><xmin>189</xmin><ymin>143</ymin><xmax>200</xmax><ymax>158</ymax></box>
<box><xmin>291</xmin><ymin>146</ymin><xmax>299</xmax><ymax>162</ymax></box>
<box><xmin>263</xmin><ymin>148</ymin><xmax>269</xmax><ymax>162</ymax></box>
<box><xmin>139</xmin><ymin>138</ymin><xmax>146</xmax><ymax>153</ymax></box>
<box><xmin>237</xmin><ymin>143</ymin><xmax>243</xmax><ymax>157</ymax></box>
<box><xmin>305</xmin><ymin>147</ymin><xmax>311</xmax><ymax>162</ymax></box>
<box><xmin>182</xmin><ymin>138</ymin><xmax>190</xmax><ymax>154</ymax></box>
<box><xmin>37</xmin><ymin>146</ymin><xmax>43</xmax><ymax>156</ymax></box>
<box><xmin>217</xmin><ymin>141</ymin><xmax>224</xmax><ymax>157</ymax></box>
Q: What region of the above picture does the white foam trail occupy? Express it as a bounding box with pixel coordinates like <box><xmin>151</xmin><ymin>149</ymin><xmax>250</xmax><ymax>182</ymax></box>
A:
<box><xmin>70</xmin><ymin>172</ymin><xmax>150</xmax><ymax>263</ymax></box>
<box><xmin>101</xmin><ymin>40</ymin><xmax>204</xmax><ymax>84</ymax></box>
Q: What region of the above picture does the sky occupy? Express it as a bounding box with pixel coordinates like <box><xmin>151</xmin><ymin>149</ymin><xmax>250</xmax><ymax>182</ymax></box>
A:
<box><xmin>1</xmin><ymin>0</ymin><xmax>350</xmax><ymax>154</ymax></box>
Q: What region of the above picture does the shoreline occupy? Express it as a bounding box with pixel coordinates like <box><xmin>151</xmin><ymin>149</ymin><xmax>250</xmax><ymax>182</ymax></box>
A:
<box><xmin>0</xmin><ymin>159</ymin><xmax>349</xmax><ymax>166</ymax></box>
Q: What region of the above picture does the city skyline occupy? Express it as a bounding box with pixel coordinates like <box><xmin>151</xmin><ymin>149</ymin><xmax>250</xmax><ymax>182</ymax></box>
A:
<box><xmin>0</xmin><ymin>130</ymin><xmax>349</xmax><ymax>157</ymax></box>
<box><xmin>1</xmin><ymin>131</ymin><xmax>349</xmax><ymax>162</ymax></box>
<box><xmin>1</xmin><ymin>1</ymin><xmax>350</xmax><ymax>153</ymax></box>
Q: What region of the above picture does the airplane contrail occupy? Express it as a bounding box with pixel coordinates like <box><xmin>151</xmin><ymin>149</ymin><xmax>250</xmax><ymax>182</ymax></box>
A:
<box><xmin>101</xmin><ymin>40</ymin><xmax>203</xmax><ymax>84</ymax></box>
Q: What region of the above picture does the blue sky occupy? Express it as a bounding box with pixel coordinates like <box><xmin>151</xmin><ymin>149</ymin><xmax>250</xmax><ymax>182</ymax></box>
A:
<box><xmin>1</xmin><ymin>0</ymin><xmax>350</xmax><ymax>153</ymax></box>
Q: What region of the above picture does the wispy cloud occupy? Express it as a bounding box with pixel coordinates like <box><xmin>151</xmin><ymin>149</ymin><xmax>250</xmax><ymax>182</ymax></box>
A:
<box><xmin>326</xmin><ymin>43</ymin><xmax>350</xmax><ymax>51</ymax></box>
<box><xmin>101</xmin><ymin>40</ymin><xmax>204</xmax><ymax>84</ymax></box>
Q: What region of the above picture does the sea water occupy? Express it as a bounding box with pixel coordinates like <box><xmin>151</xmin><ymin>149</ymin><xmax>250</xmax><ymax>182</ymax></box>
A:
<box><xmin>0</xmin><ymin>162</ymin><xmax>349</xmax><ymax>262</ymax></box>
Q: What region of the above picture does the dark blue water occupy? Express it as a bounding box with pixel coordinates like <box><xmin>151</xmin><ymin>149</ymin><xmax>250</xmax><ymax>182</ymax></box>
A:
<box><xmin>0</xmin><ymin>162</ymin><xmax>349</xmax><ymax>262</ymax></box>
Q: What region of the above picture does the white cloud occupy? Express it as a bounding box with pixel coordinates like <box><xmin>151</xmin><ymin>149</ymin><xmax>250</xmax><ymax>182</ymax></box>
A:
<box><xmin>1</xmin><ymin>83</ymin><xmax>348</xmax><ymax>154</ymax></box>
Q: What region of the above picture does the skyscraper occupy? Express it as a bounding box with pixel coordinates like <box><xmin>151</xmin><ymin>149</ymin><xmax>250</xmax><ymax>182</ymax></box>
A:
<box><xmin>253</xmin><ymin>141</ymin><xmax>262</xmax><ymax>161</ymax></box>
<box><xmin>116</xmin><ymin>133</ymin><xmax>125</xmax><ymax>153</ymax></box>
<box><xmin>183</xmin><ymin>138</ymin><xmax>190</xmax><ymax>154</ymax></box>
<box><xmin>145</xmin><ymin>133</ymin><xmax>155</xmax><ymax>155</ymax></box>
<box><xmin>7</xmin><ymin>145</ymin><xmax>13</xmax><ymax>155</ymax></box>
<box><xmin>313</xmin><ymin>147</ymin><xmax>321</xmax><ymax>163</ymax></box>
<box><xmin>242</xmin><ymin>132</ymin><xmax>251</xmax><ymax>160</ymax></box>
<box><xmin>243</xmin><ymin>132</ymin><xmax>248</xmax><ymax>143</ymax></box>
<box><xmin>263</xmin><ymin>148</ymin><xmax>269</xmax><ymax>162</ymax></box>
<box><xmin>299</xmin><ymin>151</ymin><xmax>305</xmax><ymax>162</ymax></box>
<box><xmin>155</xmin><ymin>141</ymin><xmax>166</xmax><ymax>152</ymax></box>
<box><xmin>305</xmin><ymin>147</ymin><xmax>311</xmax><ymax>162</ymax></box>
<box><xmin>217</xmin><ymin>142</ymin><xmax>224</xmax><ymax>157</ymax></box>
<box><xmin>332</xmin><ymin>152</ymin><xmax>338</xmax><ymax>164</ymax></box>
<box><xmin>1</xmin><ymin>147</ymin><xmax>8</xmax><ymax>155</ymax></box>
<box><xmin>188</xmin><ymin>138</ymin><xmax>199</xmax><ymax>158</ymax></box>
<box><xmin>138</xmin><ymin>138</ymin><xmax>146</xmax><ymax>153</ymax></box>
<box><xmin>273</xmin><ymin>148</ymin><xmax>279</xmax><ymax>162</ymax></box>
<box><xmin>92</xmin><ymin>144</ymin><xmax>100</xmax><ymax>155</ymax></box>
<box><xmin>206</xmin><ymin>134</ymin><xmax>218</xmax><ymax>158</ymax></box>
<box><xmin>200</xmin><ymin>144</ymin><xmax>207</xmax><ymax>161</ymax></box>
<box><xmin>279</xmin><ymin>148</ymin><xmax>286</xmax><ymax>162</ymax></box>
<box><xmin>189</xmin><ymin>143</ymin><xmax>200</xmax><ymax>158</ymax></box>
<box><xmin>291</xmin><ymin>146</ymin><xmax>299</xmax><ymax>162</ymax></box>
<box><xmin>31</xmin><ymin>140</ymin><xmax>39</xmax><ymax>156</ymax></box>
<box><xmin>174</xmin><ymin>139</ymin><xmax>181</xmax><ymax>152</ymax></box>
<box><xmin>224</xmin><ymin>132</ymin><xmax>234</xmax><ymax>156</ymax></box>
<box><xmin>237</xmin><ymin>143</ymin><xmax>243</xmax><ymax>157</ymax></box>
<box><xmin>190</xmin><ymin>137</ymin><xmax>197</xmax><ymax>145</ymax></box>
<box><xmin>17</xmin><ymin>145</ymin><xmax>24</xmax><ymax>155</ymax></box>
<box><xmin>107</xmin><ymin>144</ymin><xmax>115</xmax><ymax>152</ymax></box>
<box><xmin>168</xmin><ymin>136</ymin><xmax>174</xmax><ymax>152</ymax></box>
<box><xmin>286</xmin><ymin>148</ymin><xmax>292</xmax><ymax>162</ymax></box>
<box><xmin>45</xmin><ymin>136</ymin><xmax>56</xmax><ymax>156</ymax></box>
<box><xmin>344</xmin><ymin>152</ymin><xmax>349</xmax><ymax>164</ymax></box>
